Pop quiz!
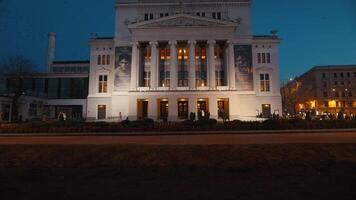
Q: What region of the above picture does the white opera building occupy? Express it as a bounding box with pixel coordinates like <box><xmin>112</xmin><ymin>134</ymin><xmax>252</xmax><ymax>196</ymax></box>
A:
<box><xmin>86</xmin><ymin>0</ymin><xmax>282</xmax><ymax>121</ymax></box>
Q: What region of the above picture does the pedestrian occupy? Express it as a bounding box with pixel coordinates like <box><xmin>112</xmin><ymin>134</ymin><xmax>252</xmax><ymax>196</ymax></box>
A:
<box><xmin>119</xmin><ymin>112</ymin><xmax>122</xmax><ymax>122</ymax></box>
<box><xmin>58</xmin><ymin>112</ymin><xmax>64</xmax><ymax>121</ymax></box>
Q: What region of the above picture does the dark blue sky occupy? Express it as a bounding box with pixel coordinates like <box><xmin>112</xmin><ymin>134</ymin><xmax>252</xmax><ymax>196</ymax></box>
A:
<box><xmin>1</xmin><ymin>0</ymin><xmax>356</xmax><ymax>82</ymax></box>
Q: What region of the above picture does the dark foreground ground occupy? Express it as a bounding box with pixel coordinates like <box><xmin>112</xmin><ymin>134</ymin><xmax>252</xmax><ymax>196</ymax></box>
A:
<box><xmin>0</xmin><ymin>144</ymin><xmax>356</xmax><ymax>200</ymax></box>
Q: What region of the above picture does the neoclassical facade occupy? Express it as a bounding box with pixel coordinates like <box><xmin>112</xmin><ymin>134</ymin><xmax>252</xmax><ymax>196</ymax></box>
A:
<box><xmin>87</xmin><ymin>0</ymin><xmax>282</xmax><ymax>121</ymax></box>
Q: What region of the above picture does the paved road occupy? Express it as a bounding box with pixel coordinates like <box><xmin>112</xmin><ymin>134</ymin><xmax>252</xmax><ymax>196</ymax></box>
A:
<box><xmin>1</xmin><ymin>132</ymin><xmax>356</xmax><ymax>145</ymax></box>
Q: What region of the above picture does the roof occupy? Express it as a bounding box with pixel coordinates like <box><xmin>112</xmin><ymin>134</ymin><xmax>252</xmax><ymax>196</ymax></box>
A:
<box><xmin>312</xmin><ymin>65</ymin><xmax>356</xmax><ymax>70</ymax></box>
<box><xmin>95</xmin><ymin>37</ymin><xmax>114</xmax><ymax>40</ymax></box>
<box><xmin>253</xmin><ymin>35</ymin><xmax>279</xmax><ymax>40</ymax></box>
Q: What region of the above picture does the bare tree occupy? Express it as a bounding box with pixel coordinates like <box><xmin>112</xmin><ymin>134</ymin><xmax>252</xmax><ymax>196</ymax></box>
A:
<box><xmin>0</xmin><ymin>55</ymin><xmax>36</xmax><ymax>121</ymax></box>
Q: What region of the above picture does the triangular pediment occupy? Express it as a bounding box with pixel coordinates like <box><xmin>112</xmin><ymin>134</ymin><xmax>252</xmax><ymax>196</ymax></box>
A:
<box><xmin>128</xmin><ymin>14</ymin><xmax>238</xmax><ymax>29</ymax></box>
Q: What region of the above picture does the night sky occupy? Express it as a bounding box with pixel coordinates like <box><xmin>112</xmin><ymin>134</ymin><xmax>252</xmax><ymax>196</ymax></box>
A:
<box><xmin>1</xmin><ymin>0</ymin><xmax>356</xmax><ymax>83</ymax></box>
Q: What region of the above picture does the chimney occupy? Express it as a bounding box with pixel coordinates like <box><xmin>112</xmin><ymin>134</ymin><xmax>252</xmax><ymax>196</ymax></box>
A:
<box><xmin>47</xmin><ymin>32</ymin><xmax>56</xmax><ymax>72</ymax></box>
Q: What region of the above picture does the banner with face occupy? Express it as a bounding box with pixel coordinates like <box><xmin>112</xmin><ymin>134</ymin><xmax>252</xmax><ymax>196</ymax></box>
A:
<box><xmin>234</xmin><ymin>45</ymin><xmax>253</xmax><ymax>91</ymax></box>
<box><xmin>115</xmin><ymin>47</ymin><xmax>132</xmax><ymax>91</ymax></box>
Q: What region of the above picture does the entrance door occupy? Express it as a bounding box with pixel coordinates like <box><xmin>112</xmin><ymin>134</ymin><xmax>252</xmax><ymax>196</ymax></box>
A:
<box><xmin>97</xmin><ymin>105</ymin><xmax>107</xmax><ymax>120</ymax></box>
<box><xmin>178</xmin><ymin>100</ymin><xmax>189</xmax><ymax>119</ymax></box>
<box><xmin>217</xmin><ymin>99</ymin><xmax>229</xmax><ymax>120</ymax></box>
<box><xmin>137</xmin><ymin>100</ymin><xmax>148</xmax><ymax>119</ymax></box>
<box><xmin>197</xmin><ymin>99</ymin><xmax>208</xmax><ymax>119</ymax></box>
<box><xmin>262</xmin><ymin>104</ymin><xmax>271</xmax><ymax>118</ymax></box>
<box><xmin>159</xmin><ymin>100</ymin><xmax>169</xmax><ymax>119</ymax></box>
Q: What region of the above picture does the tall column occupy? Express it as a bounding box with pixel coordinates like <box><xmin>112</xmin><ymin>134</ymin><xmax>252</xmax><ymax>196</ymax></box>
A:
<box><xmin>208</xmin><ymin>40</ymin><xmax>216</xmax><ymax>90</ymax></box>
<box><xmin>130</xmin><ymin>42</ymin><xmax>139</xmax><ymax>90</ymax></box>
<box><xmin>188</xmin><ymin>40</ymin><xmax>196</xmax><ymax>90</ymax></box>
<box><xmin>169</xmin><ymin>40</ymin><xmax>178</xmax><ymax>89</ymax></box>
<box><xmin>150</xmin><ymin>41</ymin><xmax>158</xmax><ymax>89</ymax></box>
<box><xmin>228</xmin><ymin>41</ymin><xmax>236</xmax><ymax>90</ymax></box>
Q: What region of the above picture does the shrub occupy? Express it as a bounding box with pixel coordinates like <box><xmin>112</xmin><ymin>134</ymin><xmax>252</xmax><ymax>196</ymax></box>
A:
<box><xmin>181</xmin><ymin>120</ymin><xmax>194</xmax><ymax>127</ymax></box>
<box><xmin>196</xmin><ymin>118</ymin><xmax>217</xmax><ymax>127</ymax></box>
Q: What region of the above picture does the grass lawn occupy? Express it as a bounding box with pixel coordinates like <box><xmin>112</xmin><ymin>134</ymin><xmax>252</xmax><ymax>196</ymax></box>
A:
<box><xmin>0</xmin><ymin>144</ymin><xmax>356</xmax><ymax>200</ymax></box>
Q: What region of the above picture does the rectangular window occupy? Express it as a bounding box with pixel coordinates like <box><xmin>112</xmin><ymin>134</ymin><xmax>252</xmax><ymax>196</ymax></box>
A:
<box><xmin>260</xmin><ymin>73</ymin><xmax>270</xmax><ymax>92</ymax></box>
<box><xmin>98</xmin><ymin>75</ymin><xmax>108</xmax><ymax>93</ymax></box>
<box><xmin>144</xmin><ymin>13</ymin><xmax>149</xmax><ymax>21</ymax></box>
<box><xmin>334</xmin><ymin>73</ymin><xmax>337</xmax><ymax>78</ymax></box>
<box><xmin>257</xmin><ymin>53</ymin><xmax>261</xmax><ymax>64</ymax></box>
<box><xmin>323</xmin><ymin>81</ymin><xmax>327</xmax><ymax>87</ymax></box>
<box><xmin>212</xmin><ymin>12</ymin><xmax>216</xmax><ymax>19</ymax></box>
<box><xmin>106</xmin><ymin>55</ymin><xmax>110</xmax><ymax>65</ymax></box>
<box><xmin>149</xmin><ymin>13</ymin><xmax>153</xmax><ymax>20</ymax></box>
<box><xmin>202</xmin><ymin>12</ymin><xmax>205</xmax><ymax>17</ymax></box>
<box><xmin>98</xmin><ymin>55</ymin><xmax>101</xmax><ymax>65</ymax></box>
<box><xmin>267</xmin><ymin>53</ymin><xmax>271</xmax><ymax>63</ymax></box>
<box><xmin>160</xmin><ymin>13</ymin><xmax>164</xmax><ymax>18</ymax></box>
<box><xmin>262</xmin><ymin>53</ymin><xmax>266</xmax><ymax>63</ymax></box>
<box><xmin>217</xmin><ymin>12</ymin><xmax>221</xmax><ymax>19</ymax></box>
<box><xmin>322</xmin><ymin>73</ymin><xmax>326</xmax><ymax>79</ymax></box>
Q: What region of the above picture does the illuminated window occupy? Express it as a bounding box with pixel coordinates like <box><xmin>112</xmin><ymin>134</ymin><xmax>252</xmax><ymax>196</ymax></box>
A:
<box><xmin>98</xmin><ymin>55</ymin><xmax>110</xmax><ymax>65</ymax></box>
<box><xmin>178</xmin><ymin>44</ymin><xmax>189</xmax><ymax>87</ymax></box>
<box><xmin>98</xmin><ymin>75</ymin><xmax>108</xmax><ymax>93</ymax></box>
<box><xmin>195</xmin><ymin>44</ymin><xmax>207</xmax><ymax>87</ymax></box>
<box><xmin>260</xmin><ymin>73</ymin><xmax>270</xmax><ymax>92</ymax></box>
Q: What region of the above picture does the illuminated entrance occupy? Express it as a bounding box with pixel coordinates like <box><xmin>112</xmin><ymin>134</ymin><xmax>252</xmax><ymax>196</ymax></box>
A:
<box><xmin>97</xmin><ymin>105</ymin><xmax>106</xmax><ymax>120</ymax></box>
<box><xmin>158</xmin><ymin>99</ymin><xmax>169</xmax><ymax>120</ymax></box>
<box><xmin>217</xmin><ymin>98</ymin><xmax>229</xmax><ymax>119</ymax></box>
<box><xmin>197</xmin><ymin>98</ymin><xmax>209</xmax><ymax>119</ymax></box>
<box><xmin>262</xmin><ymin>104</ymin><xmax>271</xmax><ymax>118</ymax></box>
<box><xmin>178</xmin><ymin>99</ymin><xmax>189</xmax><ymax>119</ymax></box>
<box><xmin>137</xmin><ymin>99</ymin><xmax>148</xmax><ymax>119</ymax></box>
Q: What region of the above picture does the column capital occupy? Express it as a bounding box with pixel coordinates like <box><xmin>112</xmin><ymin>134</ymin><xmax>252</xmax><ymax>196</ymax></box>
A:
<box><xmin>169</xmin><ymin>40</ymin><xmax>177</xmax><ymax>46</ymax></box>
<box><xmin>207</xmin><ymin>40</ymin><xmax>216</xmax><ymax>45</ymax></box>
<box><xmin>130</xmin><ymin>42</ymin><xmax>139</xmax><ymax>47</ymax></box>
<box><xmin>188</xmin><ymin>40</ymin><xmax>196</xmax><ymax>45</ymax></box>
<box><xmin>227</xmin><ymin>40</ymin><xmax>235</xmax><ymax>45</ymax></box>
<box><xmin>149</xmin><ymin>41</ymin><xmax>158</xmax><ymax>46</ymax></box>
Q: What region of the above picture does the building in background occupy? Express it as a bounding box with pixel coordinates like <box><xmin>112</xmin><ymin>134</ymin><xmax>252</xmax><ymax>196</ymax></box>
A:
<box><xmin>281</xmin><ymin>65</ymin><xmax>356</xmax><ymax>118</ymax></box>
<box><xmin>0</xmin><ymin>33</ymin><xmax>89</xmax><ymax>122</ymax></box>
<box><xmin>87</xmin><ymin>0</ymin><xmax>282</xmax><ymax>121</ymax></box>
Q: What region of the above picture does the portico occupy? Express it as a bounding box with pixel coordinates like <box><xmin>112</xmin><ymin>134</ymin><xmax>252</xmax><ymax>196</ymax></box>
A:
<box><xmin>128</xmin><ymin>14</ymin><xmax>238</xmax><ymax>91</ymax></box>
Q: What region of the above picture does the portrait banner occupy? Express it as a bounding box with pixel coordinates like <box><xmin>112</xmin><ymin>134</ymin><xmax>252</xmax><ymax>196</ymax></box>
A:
<box><xmin>234</xmin><ymin>45</ymin><xmax>253</xmax><ymax>91</ymax></box>
<box><xmin>115</xmin><ymin>47</ymin><xmax>132</xmax><ymax>91</ymax></box>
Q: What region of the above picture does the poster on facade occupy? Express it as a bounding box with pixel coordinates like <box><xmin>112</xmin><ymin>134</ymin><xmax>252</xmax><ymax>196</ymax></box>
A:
<box><xmin>115</xmin><ymin>47</ymin><xmax>132</xmax><ymax>91</ymax></box>
<box><xmin>234</xmin><ymin>45</ymin><xmax>253</xmax><ymax>91</ymax></box>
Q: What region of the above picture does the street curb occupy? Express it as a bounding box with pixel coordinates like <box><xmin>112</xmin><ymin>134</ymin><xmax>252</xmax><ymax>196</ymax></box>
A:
<box><xmin>1</xmin><ymin>129</ymin><xmax>356</xmax><ymax>137</ymax></box>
